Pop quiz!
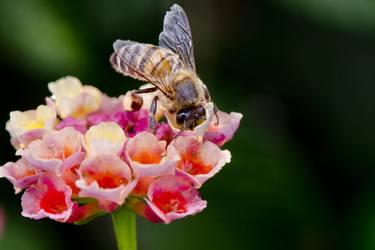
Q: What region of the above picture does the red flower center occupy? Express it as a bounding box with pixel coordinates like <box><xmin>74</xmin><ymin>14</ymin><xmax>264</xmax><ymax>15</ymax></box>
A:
<box><xmin>152</xmin><ymin>191</ymin><xmax>188</xmax><ymax>213</ymax></box>
<box><xmin>177</xmin><ymin>153</ymin><xmax>212</xmax><ymax>175</ymax></box>
<box><xmin>39</xmin><ymin>187</ymin><xmax>68</xmax><ymax>214</ymax></box>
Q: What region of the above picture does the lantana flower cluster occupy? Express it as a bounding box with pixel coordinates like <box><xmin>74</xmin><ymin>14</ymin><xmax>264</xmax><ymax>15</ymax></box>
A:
<box><xmin>0</xmin><ymin>76</ymin><xmax>242</xmax><ymax>224</ymax></box>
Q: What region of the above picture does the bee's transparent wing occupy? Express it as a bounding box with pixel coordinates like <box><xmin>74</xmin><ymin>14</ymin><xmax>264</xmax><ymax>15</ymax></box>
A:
<box><xmin>111</xmin><ymin>40</ymin><xmax>182</xmax><ymax>95</ymax></box>
<box><xmin>159</xmin><ymin>4</ymin><xmax>196</xmax><ymax>72</ymax></box>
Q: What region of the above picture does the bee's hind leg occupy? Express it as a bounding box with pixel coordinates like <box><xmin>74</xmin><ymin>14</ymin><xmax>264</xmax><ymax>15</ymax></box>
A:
<box><xmin>149</xmin><ymin>96</ymin><xmax>159</xmax><ymax>133</ymax></box>
<box><xmin>130</xmin><ymin>87</ymin><xmax>158</xmax><ymax>111</ymax></box>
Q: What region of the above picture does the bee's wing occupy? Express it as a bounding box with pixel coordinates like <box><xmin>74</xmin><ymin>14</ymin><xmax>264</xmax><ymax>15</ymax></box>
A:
<box><xmin>159</xmin><ymin>4</ymin><xmax>196</xmax><ymax>72</ymax></box>
<box><xmin>111</xmin><ymin>40</ymin><xmax>183</xmax><ymax>95</ymax></box>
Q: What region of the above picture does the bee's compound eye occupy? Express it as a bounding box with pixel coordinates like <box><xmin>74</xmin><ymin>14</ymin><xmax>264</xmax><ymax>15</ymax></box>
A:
<box><xmin>176</xmin><ymin>110</ymin><xmax>189</xmax><ymax>124</ymax></box>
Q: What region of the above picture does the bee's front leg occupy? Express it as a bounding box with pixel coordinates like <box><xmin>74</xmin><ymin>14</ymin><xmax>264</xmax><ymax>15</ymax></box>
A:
<box><xmin>149</xmin><ymin>96</ymin><xmax>159</xmax><ymax>133</ymax></box>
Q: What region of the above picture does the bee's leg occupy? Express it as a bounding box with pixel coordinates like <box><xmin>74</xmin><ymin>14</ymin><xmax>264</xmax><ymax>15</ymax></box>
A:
<box><xmin>128</xmin><ymin>92</ymin><xmax>143</xmax><ymax>111</ymax></box>
<box><xmin>133</xmin><ymin>87</ymin><xmax>158</xmax><ymax>94</ymax></box>
<box><xmin>213</xmin><ymin>103</ymin><xmax>220</xmax><ymax>125</ymax></box>
<box><xmin>130</xmin><ymin>87</ymin><xmax>158</xmax><ymax>111</ymax></box>
<box><xmin>149</xmin><ymin>96</ymin><xmax>159</xmax><ymax>133</ymax></box>
<box><xmin>173</xmin><ymin>129</ymin><xmax>184</xmax><ymax>140</ymax></box>
<box><xmin>173</xmin><ymin>122</ymin><xmax>188</xmax><ymax>141</ymax></box>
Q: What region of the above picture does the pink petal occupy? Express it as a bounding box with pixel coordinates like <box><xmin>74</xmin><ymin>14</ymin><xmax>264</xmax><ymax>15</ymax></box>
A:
<box><xmin>76</xmin><ymin>155</ymin><xmax>136</xmax><ymax>205</ymax></box>
<box><xmin>61</xmin><ymin>151</ymin><xmax>86</xmax><ymax>171</ymax></box>
<box><xmin>87</xmin><ymin>109</ymin><xmax>150</xmax><ymax>138</ymax></box>
<box><xmin>17</xmin><ymin>140</ymin><xmax>61</xmax><ymax>172</ymax></box>
<box><xmin>6</xmin><ymin>105</ymin><xmax>57</xmax><ymax>142</ymax></box>
<box><xmin>168</xmin><ymin>135</ymin><xmax>231</xmax><ymax>188</ymax></box>
<box><xmin>21</xmin><ymin>172</ymin><xmax>74</xmax><ymax>222</ymax></box>
<box><xmin>61</xmin><ymin>166</ymin><xmax>80</xmax><ymax>197</ymax></box>
<box><xmin>44</xmin><ymin>127</ymin><xmax>83</xmax><ymax>153</ymax></box>
<box><xmin>17</xmin><ymin>127</ymin><xmax>84</xmax><ymax>173</ymax></box>
<box><xmin>95</xmin><ymin>94</ymin><xmax>124</xmax><ymax>115</ymax></box>
<box><xmin>86</xmin><ymin>113</ymin><xmax>111</xmax><ymax>127</ymax></box>
<box><xmin>84</xmin><ymin>122</ymin><xmax>126</xmax><ymax>156</ymax></box>
<box><xmin>114</xmin><ymin>110</ymin><xmax>150</xmax><ymax>137</ymax></box>
<box><xmin>125</xmin><ymin>132</ymin><xmax>178</xmax><ymax>178</ymax></box>
<box><xmin>204</xmin><ymin>111</ymin><xmax>243</xmax><ymax>146</ymax></box>
<box><xmin>145</xmin><ymin>175</ymin><xmax>207</xmax><ymax>224</ymax></box>
<box><xmin>156</xmin><ymin>123</ymin><xmax>176</xmax><ymax>145</ymax></box>
<box><xmin>47</xmin><ymin>76</ymin><xmax>102</xmax><ymax>118</ymax></box>
<box><xmin>45</xmin><ymin>96</ymin><xmax>57</xmax><ymax>112</ymax></box>
<box><xmin>60</xmin><ymin>152</ymin><xmax>86</xmax><ymax>197</ymax></box>
<box><xmin>0</xmin><ymin>158</ymin><xmax>38</xmax><ymax>194</ymax></box>
<box><xmin>10</xmin><ymin>129</ymin><xmax>45</xmax><ymax>149</ymax></box>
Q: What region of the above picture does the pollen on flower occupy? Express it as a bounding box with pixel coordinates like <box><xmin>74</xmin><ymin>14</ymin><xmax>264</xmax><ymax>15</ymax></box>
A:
<box><xmin>0</xmin><ymin>75</ymin><xmax>241</xmax><ymax>225</ymax></box>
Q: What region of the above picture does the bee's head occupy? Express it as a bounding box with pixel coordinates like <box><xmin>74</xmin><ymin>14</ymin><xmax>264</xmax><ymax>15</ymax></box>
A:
<box><xmin>176</xmin><ymin>105</ymin><xmax>206</xmax><ymax>130</ymax></box>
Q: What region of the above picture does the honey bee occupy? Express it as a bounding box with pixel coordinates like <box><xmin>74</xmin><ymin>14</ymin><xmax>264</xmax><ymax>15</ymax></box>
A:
<box><xmin>110</xmin><ymin>4</ymin><xmax>216</xmax><ymax>131</ymax></box>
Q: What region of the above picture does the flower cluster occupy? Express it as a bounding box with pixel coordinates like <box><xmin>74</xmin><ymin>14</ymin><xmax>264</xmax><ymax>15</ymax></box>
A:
<box><xmin>0</xmin><ymin>76</ymin><xmax>242</xmax><ymax>224</ymax></box>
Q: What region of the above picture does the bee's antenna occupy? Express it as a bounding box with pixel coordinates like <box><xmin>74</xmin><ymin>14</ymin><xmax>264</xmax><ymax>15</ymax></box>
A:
<box><xmin>172</xmin><ymin>118</ymin><xmax>192</xmax><ymax>141</ymax></box>
<box><xmin>173</xmin><ymin>129</ymin><xmax>184</xmax><ymax>141</ymax></box>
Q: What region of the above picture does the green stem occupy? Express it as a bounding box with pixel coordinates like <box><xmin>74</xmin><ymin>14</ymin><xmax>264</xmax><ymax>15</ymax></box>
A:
<box><xmin>111</xmin><ymin>206</ymin><xmax>137</xmax><ymax>250</ymax></box>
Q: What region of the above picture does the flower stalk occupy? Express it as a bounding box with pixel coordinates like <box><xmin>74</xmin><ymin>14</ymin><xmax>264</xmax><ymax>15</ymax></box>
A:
<box><xmin>112</xmin><ymin>206</ymin><xmax>137</xmax><ymax>250</ymax></box>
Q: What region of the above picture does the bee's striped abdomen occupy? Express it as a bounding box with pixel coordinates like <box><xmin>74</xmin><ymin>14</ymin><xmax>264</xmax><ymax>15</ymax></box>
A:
<box><xmin>111</xmin><ymin>40</ymin><xmax>183</xmax><ymax>83</ymax></box>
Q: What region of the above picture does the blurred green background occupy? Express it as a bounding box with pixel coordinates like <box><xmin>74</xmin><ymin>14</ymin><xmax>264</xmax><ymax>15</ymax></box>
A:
<box><xmin>1</xmin><ymin>0</ymin><xmax>375</xmax><ymax>249</ymax></box>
